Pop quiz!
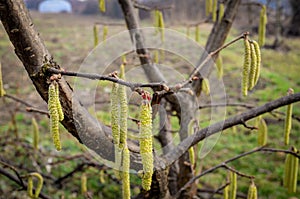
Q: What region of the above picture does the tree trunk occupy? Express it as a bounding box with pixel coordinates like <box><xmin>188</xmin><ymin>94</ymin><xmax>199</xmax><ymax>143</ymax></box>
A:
<box><xmin>288</xmin><ymin>0</ymin><xmax>300</xmax><ymax>36</ymax></box>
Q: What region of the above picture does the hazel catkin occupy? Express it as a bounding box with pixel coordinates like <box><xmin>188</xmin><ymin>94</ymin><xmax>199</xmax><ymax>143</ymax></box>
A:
<box><xmin>122</xmin><ymin>146</ymin><xmax>131</xmax><ymax>199</ymax></box>
<box><xmin>284</xmin><ymin>88</ymin><xmax>294</xmax><ymax>145</ymax></box>
<box><xmin>48</xmin><ymin>82</ymin><xmax>61</xmax><ymax>151</ymax></box>
<box><xmin>242</xmin><ymin>37</ymin><xmax>251</xmax><ymax>96</ymax></box>
<box><xmin>139</xmin><ymin>93</ymin><xmax>153</xmax><ymax>191</ymax></box>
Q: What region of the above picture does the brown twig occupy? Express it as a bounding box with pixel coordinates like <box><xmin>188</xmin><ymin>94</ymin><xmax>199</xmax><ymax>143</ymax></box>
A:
<box><xmin>241</xmin><ymin>119</ymin><xmax>258</xmax><ymax>130</ymax></box>
<box><xmin>175</xmin><ymin>146</ymin><xmax>300</xmax><ymax>197</ymax></box>
<box><xmin>181</xmin><ymin>33</ymin><xmax>247</xmax><ymax>88</ymax></box>
<box><xmin>26</xmin><ymin>107</ymin><xmax>49</xmax><ymax>117</ymax></box>
<box><xmin>46</xmin><ymin>67</ymin><xmax>169</xmax><ymax>92</ymax></box>
<box><xmin>222</xmin><ymin>164</ymin><xmax>254</xmax><ymax>179</ymax></box>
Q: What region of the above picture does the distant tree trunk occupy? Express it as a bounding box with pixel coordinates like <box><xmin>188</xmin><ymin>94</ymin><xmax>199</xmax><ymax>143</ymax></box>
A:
<box><xmin>288</xmin><ymin>0</ymin><xmax>300</xmax><ymax>36</ymax></box>
<box><xmin>273</xmin><ymin>0</ymin><xmax>283</xmax><ymax>48</ymax></box>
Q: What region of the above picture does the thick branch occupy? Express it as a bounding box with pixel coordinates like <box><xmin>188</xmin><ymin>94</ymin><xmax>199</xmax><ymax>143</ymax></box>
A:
<box><xmin>162</xmin><ymin>92</ymin><xmax>300</xmax><ymax>169</ymax></box>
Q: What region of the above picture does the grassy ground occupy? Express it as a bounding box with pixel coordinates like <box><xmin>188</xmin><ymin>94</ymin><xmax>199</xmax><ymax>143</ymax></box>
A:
<box><xmin>0</xmin><ymin>11</ymin><xmax>299</xmax><ymax>198</ymax></box>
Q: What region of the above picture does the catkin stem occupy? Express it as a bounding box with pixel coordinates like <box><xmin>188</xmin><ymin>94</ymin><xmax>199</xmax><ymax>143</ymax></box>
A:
<box><xmin>229</xmin><ymin>171</ymin><xmax>237</xmax><ymax>199</ymax></box>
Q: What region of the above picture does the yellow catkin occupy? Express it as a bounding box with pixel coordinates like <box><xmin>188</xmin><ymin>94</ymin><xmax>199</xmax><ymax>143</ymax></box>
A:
<box><xmin>284</xmin><ymin>88</ymin><xmax>294</xmax><ymax>145</ymax></box>
<box><xmin>0</xmin><ymin>62</ymin><xmax>5</xmax><ymax>97</ymax></box>
<box><xmin>258</xmin><ymin>5</ymin><xmax>267</xmax><ymax>47</ymax></box>
<box><xmin>216</xmin><ymin>55</ymin><xmax>223</xmax><ymax>79</ymax></box>
<box><xmin>99</xmin><ymin>170</ymin><xmax>105</xmax><ymax>184</ymax></box>
<box><xmin>139</xmin><ymin>97</ymin><xmax>153</xmax><ymax>191</ymax></box>
<box><xmin>212</xmin><ymin>0</ymin><xmax>218</xmax><ymax>22</ymax></box>
<box><xmin>32</xmin><ymin>118</ymin><xmax>39</xmax><ymax>151</ymax></box>
<box><xmin>158</xmin><ymin>11</ymin><xmax>165</xmax><ymax>42</ymax></box>
<box><xmin>153</xmin><ymin>10</ymin><xmax>160</xmax><ymax>34</ymax></box>
<box><xmin>229</xmin><ymin>171</ymin><xmax>237</xmax><ymax>199</ymax></box>
<box><xmin>27</xmin><ymin>176</ymin><xmax>33</xmax><ymax>198</ymax></box>
<box><xmin>118</xmin><ymin>64</ymin><xmax>128</xmax><ymax>150</ymax></box>
<box><xmin>252</xmin><ymin>41</ymin><xmax>261</xmax><ymax>85</ymax></box>
<box><xmin>111</xmin><ymin>83</ymin><xmax>120</xmax><ymax>145</ymax></box>
<box><xmin>111</xmin><ymin>82</ymin><xmax>122</xmax><ymax>178</ymax></box>
<box><xmin>283</xmin><ymin>152</ymin><xmax>292</xmax><ymax>188</ymax></box>
<box><xmin>122</xmin><ymin>146</ymin><xmax>131</xmax><ymax>199</ymax></box>
<box><xmin>93</xmin><ymin>24</ymin><xmax>99</xmax><ymax>47</ymax></box>
<box><xmin>291</xmin><ymin>147</ymin><xmax>299</xmax><ymax>193</ymax></box>
<box><xmin>242</xmin><ymin>38</ymin><xmax>251</xmax><ymax>96</ymax></box>
<box><xmin>55</xmin><ymin>82</ymin><xmax>64</xmax><ymax>121</ymax></box>
<box><xmin>202</xmin><ymin>78</ymin><xmax>210</xmax><ymax>96</ymax></box>
<box><xmin>99</xmin><ymin>0</ymin><xmax>105</xmax><ymax>12</ymax></box>
<box><xmin>223</xmin><ymin>184</ymin><xmax>229</xmax><ymax>199</ymax></box>
<box><xmin>247</xmin><ymin>181</ymin><xmax>257</xmax><ymax>199</ymax></box>
<box><xmin>30</xmin><ymin>172</ymin><xmax>43</xmax><ymax>198</ymax></box>
<box><xmin>257</xmin><ymin>118</ymin><xmax>267</xmax><ymax>146</ymax></box>
<box><xmin>122</xmin><ymin>54</ymin><xmax>127</xmax><ymax>65</ymax></box>
<box><xmin>248</xmin><ymin>42</ymin><xmax>258</xmax><ymax>90</ymax></box>
<box><xmin>206</xmin><ymin>0</ymin><xmax>213</xmax><ymax>16</ymax></box>
<box><xmin>103</xmin><ymin>25</ymin><xmax>108</xmax><ymax>42</ymax></box>
<box><xmin>195</xmin><ymin>25</ymin><xmax>200</xmax><ymax>43</ymax></box>
<box><xmin>81</xmin><ymin>173</ymin><xmax>87</xmax><ymax>195</ymax></box>
<box><xmin>219</xmin><ymin>3</ymin><xmax>225</xmax><ymax>22</ymax></box>
<box><xmin>48</xmin><ymin>83</ymin><xmax>61</xmax><ymax>151</ymax></box>
<box><xmin>188</xmin><ymin>120</ymin><xmax>195</xmax><ymax>166</ymax></box>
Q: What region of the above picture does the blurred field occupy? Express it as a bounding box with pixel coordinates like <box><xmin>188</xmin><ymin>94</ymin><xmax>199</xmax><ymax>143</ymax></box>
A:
<box><xmin>0</xmin><ymin>11</ymin><xmax>299</xmax><ymax>198</ymax></box>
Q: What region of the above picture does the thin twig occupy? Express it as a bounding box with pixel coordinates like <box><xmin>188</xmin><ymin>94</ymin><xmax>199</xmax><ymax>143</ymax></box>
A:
<box><xmin>175</xmin><ymin>146</ymin><xmax>300</xmax><ymax>197</ymax></box>
<box><xmin>46</xmin><ymin>67</ymin><xmax>169</xmax><ymax>92</ymax></box>
<box><xmin>241</xmin><ymin>119</ymin><xmax>258</xmax><ymax>130</ymax></box>
<box><xmin>182</xmin><ymin>33</ymin><xmax>247</xmax><ymax>88</ymax></box>
<box><xmin>199</xmin><ymin>102</ymin><xmax>255</xmax><ymax>109</ymax></box>
<box><xmin>222</xmin><ymin>164</ymin><xmax>254</xmax><ymax>179</ymax></box>
<box><xmin>26</xmin><ymin>107</ymin><xmax>49</xmax><ymax>117</ymax></box>
<box><xmin>208</xmin><ymin>182</ymin><xmax>230</xmax><ymax>199</ymax></box>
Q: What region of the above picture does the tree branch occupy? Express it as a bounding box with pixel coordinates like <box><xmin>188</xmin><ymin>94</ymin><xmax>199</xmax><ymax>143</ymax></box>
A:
<box><xmin>162</xmin><ymin>92</ymin><xmax>300</xmax><ymax>169</ymax></box>
<box><xmin>175</xmin><ymin>146</ymin><xmax>300</xmax><ymax>197</ymax></box>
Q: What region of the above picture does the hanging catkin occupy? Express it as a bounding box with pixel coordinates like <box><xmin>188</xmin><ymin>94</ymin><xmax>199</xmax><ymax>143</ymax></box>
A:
<box><xmin>32</xmin><ymin>118</ymin><xmax>39</xmax><ymax>151</ymax></box>
<box><xmin>55</xmin><ymin>82</ymin><xmax>64</xmax><ymax>121</ymax></box>
<box><xmin>248</xmin><ymin>42</ymin><xmax>258</xmax><ymax>90</ymax></box>
<box><xmin>93</xmin><ymin>25</ymin><xmax>99</xmax><ymax>47</ymax></box>
<box><xmin>118</xmin><ymin>64</ymin><xmax>128</xmax><ymax>150</ymax></box>
<box><xmin>212</xmin><ymin>0</ymin><xmax>218</xmax><ymax>22</ymax></box>
<box><xmin>206</xmin><ymin>0</ymin><xmax>213</xmax><ymax>16</ymax></box>
<box><xmin>216</xmin><ymin>55</ymin><xmax>223</xmax><ymax>79</ymax></box>
<box><xmin>81</xmin><ymin>173</ymin><xmax>87</xmax><ymax>195</ymax></box>
<box><xmin>0</xmin><ymin>62</ymin><xmax>6</xmax><ymax>97</ymax></box>
<box><xmin>99</xmin><ymin>0</ymin><xmax>105</xmax><ymax>13</ymax></box>
<box><xmin>188</xmin><ymin>120</ymin><xmax>195</xmax><ymax>166</ymax></box>
<box><xmin>202</xmin><ymin>78</ymin><xmax>210</xmax><ymax>96</ymax></box>
<box><xmin>103</xmin><ymin>25</ymin><xmax>108</xmax><ymax>42</ymax></box>
<box><xmin>122</xmin><ymin>146</ymin><xmax>131</xmax><ymax>199</ymax></box>
<box><xmin>48</xmin><ymin>82</ymin><xmax>61</xmax><ymax>151</ymax></box>
<box><xmin>252</xmin><ymin>40</ymin><xmax>261</xmax><ymax>85</ymax></box>
<box><xmin>139</xmin><ymin>92</ymin><xmax>153</xmax><ymax>191</ymax></box>
<box><xmin>247</xmin><ymin>181</ymin><xmax>257</xmax><ymax>199</ymax></box>
<box><xmin>158</xmin><ymin>11</ymin><xmax>165</xmax><ymax>42</ymax></box>
<box><xmin>229</xmin><ymin>171</ymin><xmax>237</xmax><ymax>199</ymax></box>
<box><xmin>223</xmin><ymin>184</ymin><xmax>229</xmax><ymax>199</ymax></box>
<box><xmin>258</xmin><ymin>5</ymin><xmax>267</xmax><ymax>46</ymax></box>
<box><xmin>242</xmin><ymin>37</ymin><xmax>251</xmax><ymax>96</ymax></box>
<box><xmin>219</xmin><ymin>3</ymin><xmax>225</xmax><ymax>22</ymax></box>
<box><xmin>284</xmin><ymin>147</ymin><xmax>299</xmax><ymax>193</ymax></box>
<box><xmin>284</xmin><ymin>88</ymin><xmax>294</xmax><ymax>145</ymax></box>
<box><xmin>257</xmin><ymin>117</ymin><xmax>268</xmax><ymax>146</ymax></box>
<box><xmin>186</xmin><ymin>27</ymin><xmax>190</xmax><ymax>38</ymax></box>
<box><xmin>195</xmin><ymin>25</ymin><xmax>200</xmax><ymax>43</ymax></box>
<box><xmin>27</xmin><ymin>172</ymin><xmax>43</xmax><ymax>199</ymax></box>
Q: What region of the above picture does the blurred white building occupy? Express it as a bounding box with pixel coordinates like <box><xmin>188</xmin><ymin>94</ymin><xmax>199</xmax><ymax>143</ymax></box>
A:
<box><xmin>38</xmin><ymin>0</ymin><xmax>72</xmax><ymax>13</ymax></box>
